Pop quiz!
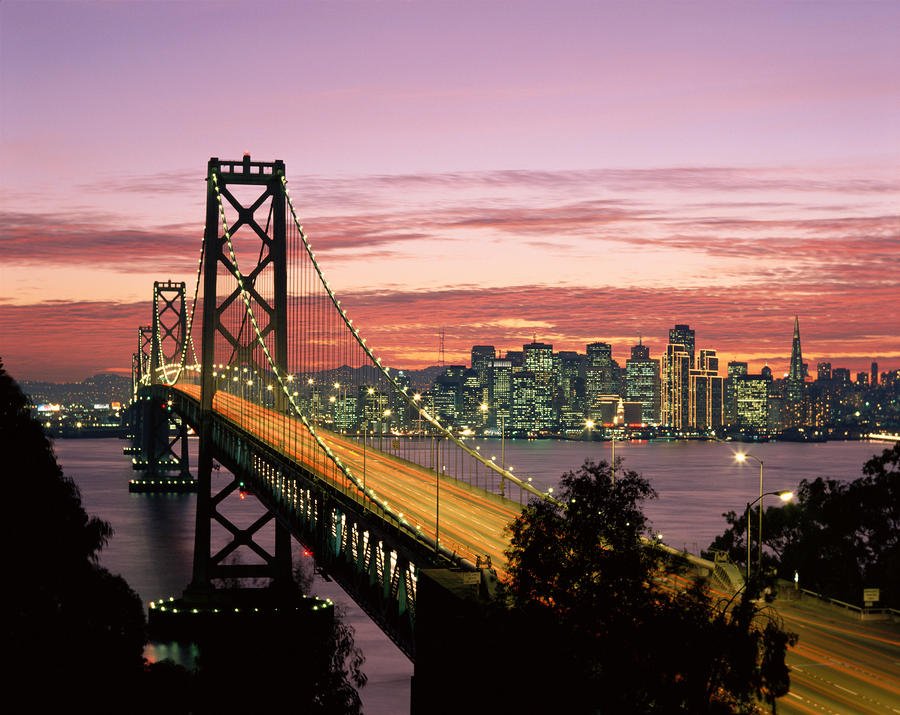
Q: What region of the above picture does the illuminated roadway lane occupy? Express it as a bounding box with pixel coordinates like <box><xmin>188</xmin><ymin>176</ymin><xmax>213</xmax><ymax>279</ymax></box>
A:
<box><xmin>174</xmin><ymin>385</ymin><xmax>522</xmax><ymax>573</ymax></box>
<box><xmin>773</xmin><ymin>596</ymin><xmax>900</xmax><ymax>714</ymax></box>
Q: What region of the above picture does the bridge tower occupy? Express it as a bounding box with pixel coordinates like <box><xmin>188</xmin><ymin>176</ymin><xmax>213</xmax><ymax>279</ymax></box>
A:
<box><xmin>123</xmin><ymin>350</ymin><xmax>143</xmax><ymax>455</ymax></box>
<box><xmin>130</xmin><ymin>283</ymin><xmax>195</xmax><ymax>491</ymax></box>
<box><xmin>189</xmin><ymin>155</ymin><xmax>293</xmax><ymax>595</ymax></box>
<box><xmin>125</xmin><ymin>326</ymin><xmax>153</xmax><ymax>462</ymax></box>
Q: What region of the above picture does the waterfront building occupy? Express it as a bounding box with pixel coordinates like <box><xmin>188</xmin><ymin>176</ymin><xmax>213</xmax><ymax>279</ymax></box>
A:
<box><xmin>586</xmin><ymin>342</ymin><xmax>619</xmax><ymax>411</ymax></box>
<box><xmin>489</xmin><ymin>359</ymin><xmax>512</xmax><ymax>430</ymax></box>
<box><xmin>557</xmin><ymin>350</ymin><xmax>586</xmax><ymax>431</ymax></box>
<box><xmin>724</xmin><ymin>361</ymin><xmax>748</xmax><ymax>425</ymax></box>
<box><xmin>734</xmin><ymin>375</ymin><xmax>769</xmax><ymax>433</ymax></box>
<box><xmin>661</xmin><ymin>342</ymin><xmax>691</xmax><ymax>429</ymax></box>
<box><xmin>461</xmin><ymin>368</ymin><xmax>482</xmax><ymax>425</ymax></box>
<box><xmin>689</xmin><ymin>349</ymin><xmax>723</xmax><ymax>429</ymax></box>
<box><xmin>432</xmin><ymin>366</ymin><xmax>466</xmax><ymax>423</ymax></box>
<box><xmin>625</xmin><ymin>341</ymin><xmax>660</xmax><ymax>424</ymax></box>
<box><xmin>523</xmin><ymin>341</ymin><xmax>555</xmax><ymax>432</ymax></box>
<box><xmin>470</xmin><ymin>345</ymin><xmax>495</xmax><ymax>406</ymax></box>
<box><xmin>511</xmin><ymin>370</ymin><xmax>537</xmax><ymax>433</ymax></box>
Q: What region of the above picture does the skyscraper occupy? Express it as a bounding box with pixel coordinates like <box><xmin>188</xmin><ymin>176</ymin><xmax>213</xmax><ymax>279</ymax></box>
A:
<box><xmin>669</xmin><ymin>324</ymin><xmax>695</xmax><ymax>366</ymax></box>
<box><xmin>690</xmin><ymin>349</ymin><xmax>723</xmax><ymax>429</ymax></box>
<box><xmin>725</xmin><ymin>361</ymin><xmax>748</xmax><ymax>425</ymax></box>
<box><xmin>625</xmin><ymin>340</ymin><xmax>660</xmax><ymax>424</ymax></box>
<box><xmin>489</xmin><ymin>358</ymin><xmax>512</xmax><ymax>430</ymax></box>
<box><xmin>586</xmin><ymin>342</ymin><xmax>618</xmax><ymax>400</ymax></box>
<box><xmin>784</xmin><ymin>316</ymin><xmax>807</xmax><ymax>426</ymax></box>
<box><xmin>662</xmin><ymin>324</ymin><xmax>694</xmax><ymax>429</ymax></box>
<box><xmin>470</xmin><ymin>345</ymin><xmax>496</xmax><ymax>407</ymax></box>
<box><xmin>523</xmin><ymin>341</ymin><xmax>555</xmax><ymax>432</ymax></box>
<box><xmin>661</xmin><ymin>342</ymin><xmax>691</xmax><ymax>429</ymax></box>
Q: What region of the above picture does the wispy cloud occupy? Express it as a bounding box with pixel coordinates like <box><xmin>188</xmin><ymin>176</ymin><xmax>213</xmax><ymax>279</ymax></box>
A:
<box><xmin>0</xmin><ymin>211</ymin><xmax>199</xmax><ymax>271</ymax></box>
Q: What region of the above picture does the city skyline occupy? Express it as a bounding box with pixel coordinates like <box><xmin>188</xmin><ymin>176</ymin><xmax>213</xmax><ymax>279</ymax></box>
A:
<box><xmin>2</xmin><ymin>1</ymin><xmax>898</xmax><ymax>382</ymax></box>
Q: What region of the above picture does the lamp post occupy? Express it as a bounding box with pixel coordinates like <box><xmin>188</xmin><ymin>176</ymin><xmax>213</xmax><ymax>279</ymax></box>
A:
<box><xmin>413</xmin><ymin>393</ymin><xmax>423</xmax><ymax>436</ymax></box>
<box><xmin>482</xmin><ymin>402</ymin><xmax>507</xmax><ymax>497</ymax></box>
<box><xmin>735</xmin><ymin>452</ymin><xmax>764</xmax><ymax>576</ymax></box>
<box><xmin>610</xmin><ymin>414</ymin><xmax>620</xmax><ymax>480</ymax></box>
<box><xmin>743</xmin><ymin>489</ymin><xmax>794</xmax><ymax>588</ymax></box>
<box><xmin>585</xmin><ymin>418</ymin><xmax>598</xmax><ymax>473</ymax></box>
<box><xmin>382</xmin><ymin>408</ymin><xmax>392</xmax><ymax>451</ymax></box>
<box><xmin>361</xmin><ymin>418</ymin><xmax>367</xmax><ymax>498</ymax></box>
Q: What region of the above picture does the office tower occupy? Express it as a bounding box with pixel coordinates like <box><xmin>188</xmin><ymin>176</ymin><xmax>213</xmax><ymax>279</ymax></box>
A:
<box><xmin>725</xmin><ymin>361</ymin><xmax>748</xmax><ymax>425</ymax></box>
<box><xmin>832</xmin><ymin>368</ymin><xmax>851</xmax><ymax>390</ymax></box>
<box><xmin>586</xmin><ymin>341</ymin><xmax>620</xmax><ymax>419</ymax></box>
<box><xmin>817</xmin><ymin>362</ymin><xmax>832</xmax><ymax>383</ymax></box>
<box><xmin>470</xmin><ymin>345</ymin><xmax>496</xmax><ymax>406</ymax></box>
<box><xmin>734</xmin><ymin>375</ymin><xmax>769</xmax><ymax>433</ymax></box>
<box><xmin>690</xmin><ymin>349</ymin><xmax>723</xmax><ymax>429</ymax></box>
<box><xmin>511</xmin><ymin>371</ymin><xmax>537</xmax><ymax>433</ymax></box>
<box><xmin>432</xmin><ymin>366</ymin><xmax>465</xmax><ymax>423</ymax></box>
<box><xmin>625</xmin><ymin>341</ymin><xmax>660</xmax><ymax>424</ymax></box>
<box><xmin>523</xmin><ymin>341</ymin><xmax>555</xmax><ymax>431</ymax></box>
<box><xmin>586</xmin><ymin>342</ymin><xmax>618</xmax><ymax>391</ymax></box>
<box><xmin>784</xmin><ymin>316</ymin><xmax>807</xmax><ymax>427</ymax></box>
<box><xmin>557</xmin><ymin>351</ymin><xmax>586</xmax><ymax>431</ymax></box>
<box><xmin>461</xmin><ymin>368</ymin><xmax>482</xmax><ymax>424</ymax></box>
<box><xmin>661</xmin><ymin>342</ymin><xmax>691</xmax><ymax>429</ymax></box>
<box><xmin>871</xmin><ymin>361</ymin><xmax>879</xmax><ymax>386</ymax></box>
<box><xmin>505</xmin><ymin>350</ymin><xmax>524</xmax><ymax>368</ymax></box>
<box><xmin>856</xmin><ymin>372</ymin><xmax>869</xmax><ymax>386</ymax></box>
<box><xmin>669</xmin><ymin>324</ymin><xmax>695</xmax><ymax>366</ymax></box>
<box><xmin>489</xmin><ymin>359</ymin><xmax>512</xmax><ymax>430</ymax></box>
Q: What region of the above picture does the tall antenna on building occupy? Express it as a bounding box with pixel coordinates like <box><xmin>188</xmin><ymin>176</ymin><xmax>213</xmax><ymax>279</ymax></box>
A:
<box><xmin>439</xmin><ymin>328</ymin><xmax>445</xmax><ymax>367</ymax></box>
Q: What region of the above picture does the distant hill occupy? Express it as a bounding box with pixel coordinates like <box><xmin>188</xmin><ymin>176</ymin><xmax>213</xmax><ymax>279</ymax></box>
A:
<box><xmin>21</xmin><ymin>373</ymin><xmax>132</xmax><ymax>406</ymax></box>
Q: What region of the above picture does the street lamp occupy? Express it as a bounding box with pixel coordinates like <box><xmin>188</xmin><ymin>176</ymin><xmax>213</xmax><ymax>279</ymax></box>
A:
<box><xmin>743</xmin><ymin>489</ymin><xmax>794</xmax><ymax>588</ymax></box>
<box><xmin>413</xmin><ymin>393</ymin><xmax>423</xmax><ymax>436</ymax></box>
<box><xmin>735</xmin><ymin>451</ymin><xmax>764</xmax><ymax>577</ymax></box>
<box><xmin>484</xmin><ymin>403</ymin><xmax>506</xmax><ymax>497</ymax></box>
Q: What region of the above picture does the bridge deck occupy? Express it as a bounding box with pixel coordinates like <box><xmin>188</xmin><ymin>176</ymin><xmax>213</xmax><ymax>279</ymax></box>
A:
<box><xmin>174</xmin><ymin>385</ymin><xmax>522</xmax><ymax>573</ymax></box>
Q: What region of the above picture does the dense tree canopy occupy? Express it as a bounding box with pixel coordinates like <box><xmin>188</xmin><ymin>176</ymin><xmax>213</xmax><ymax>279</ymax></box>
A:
<box><xmin>503</xmin><ymin>459</ymin><xmax>795</xmax><ymax>714</ymax></box>
<box><xmin>1</xmin><ymin>359</ymin><xmax>147</xmax><ymax>709</ymax></box>
<box><xmin>708</xmin><ymin>443</ymin><xmax>899</xmax><ymax>606</ymax></box>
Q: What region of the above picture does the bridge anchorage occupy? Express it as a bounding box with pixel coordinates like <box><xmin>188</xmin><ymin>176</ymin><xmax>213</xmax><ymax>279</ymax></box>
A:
<box><xmin>125</xmin><ymin>156</ymin><xmax>572</xmax><ymax>706</ymax></box>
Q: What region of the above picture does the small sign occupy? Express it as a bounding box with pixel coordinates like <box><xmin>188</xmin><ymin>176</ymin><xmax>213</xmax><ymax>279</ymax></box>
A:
<box><xmin>863</xmin><ymin>588</ymin><xmax>880</xmax><ymax>605</ymax></box>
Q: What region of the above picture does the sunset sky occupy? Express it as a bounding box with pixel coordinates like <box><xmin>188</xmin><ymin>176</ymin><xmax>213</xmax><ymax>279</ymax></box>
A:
<box><xmin>1</xmin><ymin>0</ymin><xmax>898</xmax><ymax>382</ymax></box>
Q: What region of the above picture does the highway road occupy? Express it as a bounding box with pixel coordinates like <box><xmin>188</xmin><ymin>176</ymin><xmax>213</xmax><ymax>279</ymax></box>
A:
<box><xmin>175</xmin><ymin>384</ymin><xmax>522</xmax><ymax>572</ymax></box>
<box><xmin>774</xmin><ymin>595</ymin><xmax>900</xmax><ymax>714</ymax></box>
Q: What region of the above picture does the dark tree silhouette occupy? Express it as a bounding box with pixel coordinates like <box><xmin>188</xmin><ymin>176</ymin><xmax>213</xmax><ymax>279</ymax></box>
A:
<box><xmin>503</xmin><ymin>459</ymin><xmax>795</xmax><ymax>714</ymax></box>
<box><xmin>1</xmin><ymin>359</ymin><xmax>147</xmax><ymax>710</ymax></box>
<box><xmin>2</xmin><ymin>359</ymin><xmax>368</xmax><ymax>713</ymax></box>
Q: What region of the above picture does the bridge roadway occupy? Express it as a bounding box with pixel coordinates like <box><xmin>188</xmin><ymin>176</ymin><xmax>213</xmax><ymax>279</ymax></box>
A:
<box><xmin>174</xmin><ymin>384</ymin><xmax>522</xmax><ymax>573</ymax></box>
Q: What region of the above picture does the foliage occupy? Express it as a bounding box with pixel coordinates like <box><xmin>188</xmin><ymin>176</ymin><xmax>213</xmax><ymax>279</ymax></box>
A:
<box><xmin>1</xmin><ymin>359</ymin><xmax>147</xmax><ymax>709</ymax></box>
<box><xmin>708</xmin><ymin>443</ymin><xmax>899</xmax><ymax>606</ymax></box>
<box><xmin>503</xmin><ymin>459</ymin><xmax>796</xmax><ymax>714</ymax></box>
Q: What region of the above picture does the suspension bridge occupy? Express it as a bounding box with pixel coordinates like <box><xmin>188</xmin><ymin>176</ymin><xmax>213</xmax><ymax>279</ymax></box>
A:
<box><xmin>126</xmin><ymin>155</ymin><xmax>558</xmax><ymax>660</ymax></box>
